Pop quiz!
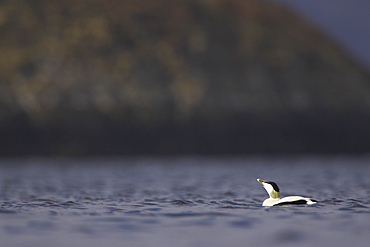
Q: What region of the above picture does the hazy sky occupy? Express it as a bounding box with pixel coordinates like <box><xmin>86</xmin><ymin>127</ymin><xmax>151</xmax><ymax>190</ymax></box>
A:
<box><xmin>269</xmin><ymin>0</ymin><xmax>370</xmax><ymax>71</ymax></box>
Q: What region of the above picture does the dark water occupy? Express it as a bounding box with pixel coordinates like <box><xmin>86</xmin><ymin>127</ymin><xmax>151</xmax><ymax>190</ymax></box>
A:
<box><xmin>1</xmin><ymin>156</ymin><xmax>369</xmax><ymax>247</ymax></box>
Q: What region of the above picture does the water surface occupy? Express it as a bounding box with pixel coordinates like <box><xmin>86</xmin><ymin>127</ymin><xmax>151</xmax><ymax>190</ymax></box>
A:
<box><xmin>1</xmin><ymin>156</ymin><xmax>369</xmax><ymax>247</ymax></box>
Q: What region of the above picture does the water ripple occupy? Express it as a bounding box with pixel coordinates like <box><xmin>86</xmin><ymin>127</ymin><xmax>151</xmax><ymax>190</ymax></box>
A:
<box><xmin>1</xmin><ymin>157</ymin><xmax>370</xmax><ymax>247</ymax></box>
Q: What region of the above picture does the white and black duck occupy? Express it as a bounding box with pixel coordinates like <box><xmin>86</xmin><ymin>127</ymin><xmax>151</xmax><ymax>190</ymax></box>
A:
<box><xmin>257</xmin><ymin>178</ymin><xmax>317</xmax><ymax>206</ymax></box>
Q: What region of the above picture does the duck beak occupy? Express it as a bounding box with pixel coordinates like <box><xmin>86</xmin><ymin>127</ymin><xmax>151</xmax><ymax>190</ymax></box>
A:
<box><xmin>257</xmin><ymin>178</ymin><xmax>268</xmax><ymax>184</ymax></box>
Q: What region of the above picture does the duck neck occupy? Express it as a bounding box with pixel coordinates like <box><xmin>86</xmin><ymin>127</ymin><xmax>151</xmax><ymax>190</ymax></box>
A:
<box><xmin>270</xmin><ymin>190</ymin><xmax>280</xmax><ymax>199</ymax></box>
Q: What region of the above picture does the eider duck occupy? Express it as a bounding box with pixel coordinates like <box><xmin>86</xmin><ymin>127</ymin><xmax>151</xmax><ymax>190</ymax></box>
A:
<box><xmin>257</xmin><ymin>178</ymin><xmax>317</xmax><ymax>206</ymax></box>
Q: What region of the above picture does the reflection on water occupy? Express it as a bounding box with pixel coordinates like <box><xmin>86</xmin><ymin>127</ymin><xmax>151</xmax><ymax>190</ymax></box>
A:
<box><xmin>0</xmin><ymin>156</ymin><xmax>370</xmax><ymax>247</ymax></box>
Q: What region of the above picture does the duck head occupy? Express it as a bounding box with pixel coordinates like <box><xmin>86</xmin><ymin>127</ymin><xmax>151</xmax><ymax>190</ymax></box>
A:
<box><xmin>257</xmin><ymin>178</ymin><xmax>281</xmax><ymax>199</ymax></box>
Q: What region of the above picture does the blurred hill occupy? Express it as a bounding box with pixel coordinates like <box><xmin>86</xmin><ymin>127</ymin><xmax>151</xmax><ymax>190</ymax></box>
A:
<box><xmin>270</xmin><ymin>0</ymin><xmax>370</xmax><ymax>72</ymax></box>
<box><xmin>1</xmin><ymin>0</ymin><xmax>370</xmax><ymax>156</ymax></box>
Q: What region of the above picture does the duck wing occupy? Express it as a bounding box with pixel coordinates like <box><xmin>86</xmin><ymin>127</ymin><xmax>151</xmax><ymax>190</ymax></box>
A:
<box><xmin>273</xmin><ymin>196</ymin><xmax>317</xmax><ymax>206</ymax></box>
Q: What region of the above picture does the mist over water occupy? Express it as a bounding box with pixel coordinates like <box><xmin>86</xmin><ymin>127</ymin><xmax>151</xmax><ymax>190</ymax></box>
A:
<box><xmin>1</xmin><ymin>156</ymin><xmax>369</xmax><ymax>247</ymax></box>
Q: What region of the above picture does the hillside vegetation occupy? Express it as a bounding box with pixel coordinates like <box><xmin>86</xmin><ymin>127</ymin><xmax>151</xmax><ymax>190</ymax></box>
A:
<box><xmin>1</xmin><ymin>0</ymin><xmax>369</xmax><ymax>155</ymax></box>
